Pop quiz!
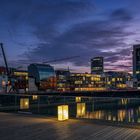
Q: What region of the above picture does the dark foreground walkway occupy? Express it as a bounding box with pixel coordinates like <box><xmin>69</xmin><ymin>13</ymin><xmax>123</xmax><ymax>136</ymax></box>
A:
<box><xmin>0</xmin><ymin>113</ymin><xmax>140</xmax><ymax>140</ymax></box>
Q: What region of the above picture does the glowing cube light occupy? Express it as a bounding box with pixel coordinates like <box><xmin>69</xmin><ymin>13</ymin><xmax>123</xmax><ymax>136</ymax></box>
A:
<box><xmin>58</xmin><ymin>105</ymin><xmax>69</xmax><ymax>121</ymax></box>
<box><xmin>76</xmin><ymin>97</ymin><xmax>81</xmax><ymax>102</ymax></box>
<box><xmin>77</xmin><ymin>103</ymin><xmax>86</xmax><ymax>117</ymax></box>
<box><xmin>20</xmin><ymin>98</ymin><xmax>29</xmax><ymax>109</ymax></box>
<box><xmin>32</xmin><ymin>95</ymin><xmax>38</xmax><ymax>100</ymax></box>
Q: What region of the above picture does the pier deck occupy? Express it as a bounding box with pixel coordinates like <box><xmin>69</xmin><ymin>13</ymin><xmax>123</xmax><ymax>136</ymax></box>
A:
<box><xmin>0</xmin><ymin>113</ymin><xmax>140</xmax><ymax>140</ymax></box>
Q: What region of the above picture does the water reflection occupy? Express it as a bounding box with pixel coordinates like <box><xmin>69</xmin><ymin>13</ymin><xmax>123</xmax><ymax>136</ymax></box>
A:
<box><xmin>75</xmin><ymin>97</ymin><xmax>81</xmax><ymax>103</ymax></box>
<box><xmin>1</xmin><ymin>94</ymin><xmax>140</xmax><ymax>124</ymax></box>
<box><xmin>20</xmin><ymin>98</ymin><xmax>29</xmax><ymax>109</ymax></box>
<box><xmin>75</xmin><ymin>98</ymin><xmax>140</xmax><ymax>124</ymax></box>
<box><xmin>76</xmin><ymin>103</ymin><xmax>86</xmax><ymax>117</ymax></box>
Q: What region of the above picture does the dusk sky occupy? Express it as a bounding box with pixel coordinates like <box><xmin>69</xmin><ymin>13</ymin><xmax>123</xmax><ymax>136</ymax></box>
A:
<box><xmin>0</xmin><ymin>0</ymin><xmax>140</xmax><ymax>73</ymax></box>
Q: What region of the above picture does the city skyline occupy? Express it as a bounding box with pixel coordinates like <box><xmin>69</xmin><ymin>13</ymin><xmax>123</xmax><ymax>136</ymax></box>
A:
<box><xmin>0</xmin><ymin>0</ymin><xmax>140</xmax><ymax>72</ymax></box>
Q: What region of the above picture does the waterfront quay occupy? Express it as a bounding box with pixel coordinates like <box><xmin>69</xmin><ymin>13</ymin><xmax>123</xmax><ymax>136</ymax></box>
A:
<box><xmin>0</xmin><ymin>112</ymin><xmax>140</xmax><ymax>140</ymax></box>
<box><xmin>26</xmin><ymin>89</ymin><xmax>140</xmax><ymax>98</ymax></box>
<box><xmin>1</xmin><ymin>92</ymin><xmax>140</xmax><ymax>140</ymax></box>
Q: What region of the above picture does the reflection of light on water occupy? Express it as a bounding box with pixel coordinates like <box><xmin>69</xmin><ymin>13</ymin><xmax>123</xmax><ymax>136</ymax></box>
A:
<box><xmin>108</xmin><ymin>115</ymin><xmax>111</xmax><ymax>121</ymax></box>
<box><xmin>118</xmin><ymin>110</ymin><xmax>126</xmax><ymax>122</ymax></box>
<box><xmin>84</xmin><ymin>111</ymin><xmax>105</xmax><ymax>120</ymax></box>
<box><xmin>32</xmin><ymin>95</ymin><xmax>38</xmax><ymax>100</ymax></box>
<box><xmin>113</xmin><ymin>116</ymin><xmax>116</xmax><ymax>121</ymax></box>
<box><xmin>74</xmin><ymin>98</ymin><xmax>140</xmax><ymax>123</ymax></box>
<box><xmin>75</xmin><ymin>97</ymin><xmax>81</xmax><ymax>103</ymax></box>
<box><xmin>128</xmin><ymin>109</ymin><xmax>134</xmax><ymax>123</ymax></box>
<box><xmin>121</xmin><ymin>99</ymin><xmax>129</xmax><ymax>105</ymax></box>
<box><xmin>76</xmin><ymin>103</ymin><xmax>86</xmax><ymax>117</ymax></box>
<box><xmin>138</xmin><ymin>118</ymin><xmax>140</xmax><ymax>123</ymax></box>
<box><xmin>20</xmin><ymin>98</ymin><xmax>29</xmax><ymax>109</ymax></box>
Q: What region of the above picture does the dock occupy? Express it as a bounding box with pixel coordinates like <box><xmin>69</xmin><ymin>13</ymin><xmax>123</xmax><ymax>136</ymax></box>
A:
<box><xmin>0</xmin><ymin>113</ymin><xmax>140</xmax><ymax>140</ymax></box>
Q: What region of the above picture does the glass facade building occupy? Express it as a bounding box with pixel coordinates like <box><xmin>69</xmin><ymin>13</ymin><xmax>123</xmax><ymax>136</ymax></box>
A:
<box><xmin>133</xmin><ymin>45</ymin><xmax>140</xmax><ymax>88</ymax></box>
<box><xmin>28</xmin><ymin>64</ymin><xmax>56</xmax><ymax>90</ymax></box>
<box><xmin>91</xmin><ymin>57</ymin><xmax>104</xmax><ymax>74</ymax></box>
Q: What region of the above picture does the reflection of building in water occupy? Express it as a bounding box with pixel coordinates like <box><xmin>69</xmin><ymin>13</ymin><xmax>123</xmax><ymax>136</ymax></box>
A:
<box><xmin>121</xmin><ymin>99</ymin><xmax>129</xmax><ymax>105</ymax></box>
<box><xmin>32</xmin><ymin>95</ymin><xmax>38</xmax><ymax>100</ymax></box>
<box><xmin>128</xmin><ymin>109</ymin><xmax>134</xmax><ymax>123</ymax></box>
<box><xmin>77</xmin><ymin>103</ymin><xmax>86</xmax><ymax>117</ymax></box>
<box><xmin>118</xmin><ymin>110</ymin><xmax>126</xmax><ymax>122</ymax></box>
<box><xmin>76</xmin><ymin>99</ymin><xmax>140</xmax><ymax>124</ymax></box>
<box><xmin>75</xmin><ymin>97</ymin><xmax>81</xmax><ymax>102</ymax></box>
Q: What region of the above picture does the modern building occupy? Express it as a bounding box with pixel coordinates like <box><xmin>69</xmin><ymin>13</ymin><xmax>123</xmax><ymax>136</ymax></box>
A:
<box><xmin>91</xmin><ymin>57</ymin><xmax>104</xmax><ymax>74</ymax></box>
<box><xmin>133</xmin><ymin>44</ymin><xmax>140</xmax><ymax>88</ymax></box>
<box><xmin>55</xmin><ymin>69</ymin><xmax>70</xmax><ymax>91</ymax></box>
<box><xmin>0</xmin><ymin>75</ymin><xmax>7</xmax><ymax>92</ymax></box>
<box><xmin>11</xmin><ymin>70</ymin><xmax>28</xmax><ymax>91</ymax></box>
<box><xmin>28</xmin><ymin>64</ymin><xmax>56</xmax><ymax>91</ymax></box>
<box><xmin>0</xmin><ymin>66</ymin><xmax>15</xmax><ymax>75</ymax></box>
<box><xmin>0</xmin><ymin>66</ymin><xmax>15</xmax><ymax>92</ymax></box>
<box><xmin>105</xmin><ymin>71</ymin><xmax>132</xmax><ymax>89</ymax></box>
<box><xmin>70</xmin><ymin>73</ymin><xmax>106</xmax><ymax>91</ymax></box>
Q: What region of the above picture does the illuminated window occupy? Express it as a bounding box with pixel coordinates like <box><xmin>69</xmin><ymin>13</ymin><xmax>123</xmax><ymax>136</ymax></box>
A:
<box><xmin>32</xmin><ymin>95</ymin><xmax>38</xmax><ymax>100</ymax></box>
<box><xmin>2</xmin><ymin>80</ymin><xmax>6</xmax><ymax>86</ymax></box>
<box><xmin>136</xmin><ymin>71</ymin><xmax>140</xmax><ymax>74</ymax></box>
<box><xmin>112</xmin><ymin>78</ymin><xmax>115</xmax><ymax>82</ymax></box>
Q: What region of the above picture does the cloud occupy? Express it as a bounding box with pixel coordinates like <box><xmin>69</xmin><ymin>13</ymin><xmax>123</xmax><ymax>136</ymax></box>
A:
<box><xmin>26</xmin><ymin>12</ymin><xmax>134</xmax><ymax>71</ymax></box>
<box><xmin>0</xmin><ymin>1</ymin><xmax>136</xmax><ymax>72</ymax></box>
<box><xmin>111</xmin><ymin>8</ymin><xmax>133</xmax><ymax>21</ymax></box>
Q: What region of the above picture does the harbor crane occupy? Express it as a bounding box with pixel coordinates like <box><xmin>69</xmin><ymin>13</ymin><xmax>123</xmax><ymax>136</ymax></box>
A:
<box><xmin>0</xmin><ymin>43</ymin><xmax>18</xmax><ymax>93</ymax></box>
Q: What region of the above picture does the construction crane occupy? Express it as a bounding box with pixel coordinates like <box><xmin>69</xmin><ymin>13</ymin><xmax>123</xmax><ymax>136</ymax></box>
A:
<box><xmin>0</xmin><ymin>43</ymin><xmax>18</xmax><ymax>93</ymax></box>
<box><xmin>0</xmin><ymin>43</ymin><xmax>10</xmax><ymax>77</ymax></box>
<box><xmin>0</xmin><ymin>43</ymin><xmax>10</xmax><ymax>92</ymax></box>
<box><xmin>43</xmin><ymin>55</ymin><xmax>80</xmax><ymax>64</ymax></box>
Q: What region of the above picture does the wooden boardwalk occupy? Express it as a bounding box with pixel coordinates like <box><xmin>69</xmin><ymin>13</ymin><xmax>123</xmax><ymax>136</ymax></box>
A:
<box><xmin>0</xmin><ymin>113</ymin><xmax>140</xmax><ymax>140</ymax></box>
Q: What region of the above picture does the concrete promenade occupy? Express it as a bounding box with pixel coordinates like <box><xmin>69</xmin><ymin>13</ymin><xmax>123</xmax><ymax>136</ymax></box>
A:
<box><xmin>0</xmin><ymin>113</ymin><xmax>140</xmax><ymax>140</ymax></box>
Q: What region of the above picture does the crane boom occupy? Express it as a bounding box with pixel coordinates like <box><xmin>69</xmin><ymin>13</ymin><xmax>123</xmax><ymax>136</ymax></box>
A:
<box><xmin>43</xmin><ymin>55</ymin><xmax>80</xmax><ymax>64</ymax></box>
<box><xmin>0</xmin><ymin>43</ymin><xmax>10</xmax><ymax>77</ymax></box>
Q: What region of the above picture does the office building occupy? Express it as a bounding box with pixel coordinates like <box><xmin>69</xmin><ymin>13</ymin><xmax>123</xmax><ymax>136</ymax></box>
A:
<box><xmin>55</xmin><ymin>69</ymin><xmax>70</xmax><ymax>91</ymax></box>
<box><xmin>12</xmin><ymin>70</ymin><xmax>28</xmax><ymax>91</ymax></box>
<box><xmin>70</xmin><ymin>73</ymin><xmax>106</xmax><ymax>91</ymax></box>
<box><xmin>91</xmin><ymin>57</ymin><xmax>104</xmax><ymax>74</ymax></box>
<box><xmin>105</xmin><ymin>71</ymin><xmax>132</xmax><ymax>89</ymax></box>
<box><xmin>28</xmin><ymin>64</ymin><xmax>56</xmax><ymax>91</ymax></box>
<box><xmin>133</xmin><ymin>44</ymin><xmax>140</xmax><ymax>88</ymax></box>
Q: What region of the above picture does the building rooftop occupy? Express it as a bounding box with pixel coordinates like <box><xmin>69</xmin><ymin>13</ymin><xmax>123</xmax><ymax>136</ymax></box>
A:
<box><xmin>0</xmin><ymin>113</ymin><xmax>140</xmax><ymax>140</ymax></box>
